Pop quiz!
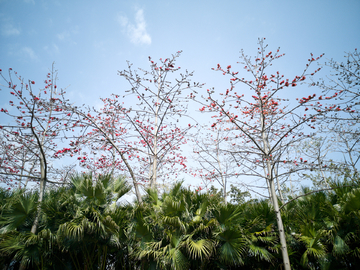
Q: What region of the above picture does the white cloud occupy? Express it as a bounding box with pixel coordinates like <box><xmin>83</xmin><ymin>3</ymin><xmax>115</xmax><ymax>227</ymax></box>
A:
<box><xmin>44</xmin><ymin>43</ymin><xmax>59</xmax><ymax>55</ymax></box>
<box><xmin>57</xmin><ymin>31</ymin><xmax>69</xmax><ymax>41</ymax></box>
<box><xmin>21</xmin><ymin>47</ymin><xmax>37</xmax><ymax>60</ymax></box>
<box><xmin>118</xmin><ymin>9</ymin><xmax>151</xmax><ymax>45</ymax></box>
<box><xmin>56</xmin><ymin>26</ymin><xmax>78</xmax><ymax>44</ymax></box>
<box><xmin>1</xmin><ymin>23</ymin><xmax>20</xmax><ymax>36</ymax></box>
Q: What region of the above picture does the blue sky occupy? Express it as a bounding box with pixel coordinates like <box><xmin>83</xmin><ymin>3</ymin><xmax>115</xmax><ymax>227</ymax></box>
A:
<box><xmin>1</xmin><ymin>0</ymin><xmax>359</xmax><ymax>195</ymax></box>
<box><xmin>1</xmin><ymin>0</ymin><xmax>359</xmax><ymax>107</ymax></box>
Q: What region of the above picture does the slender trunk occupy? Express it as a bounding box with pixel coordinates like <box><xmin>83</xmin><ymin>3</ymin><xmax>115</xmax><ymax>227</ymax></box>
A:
<box><xmin>274</xmin><ymin>165</ymin><xmax>284</xmax><ymax>203</ymax></box>
<box><xmin>259</xmin><ymin>94</ymin><xmax>291</xmax><ymax>270</ymax></box>
<box><xmin>263</xmin><ymin>146</ymin><xmax>290</xmax><ymax>269</ymax></box>
<box><xmin>79</xmin><ymin>114</ymin><xmax>143</xmax><ymax>203</ymax></box>
<box><xmin>111</xmin><ymin>141</ymin><xmax>116</xmax><ymax>175</ymax></box>
<box><xmin>289</xmin><ymin>173</ymin><xmax>294</xmax><ymax>197</ymax></box>
<box><xmin>30</xmin><ymin>155</ymin><xmax>46</xmax><ymax>234</ymax></box>
<box><xmin>150</xmin><ymin>71</ymin><xmax>160</xmax><ymax>189</ymax></box>
<box><xmin>115</xmin><ymin>146</ymin><xmax>142</xmax><ymax>204</ymax></box>
<box><xmin>318</xmin><ymin>156</ymin><xmax>330</xmax><ymax>188</ymax></box>
<box><xmin>20</xmin><ymin>105</ymin><xmax>49</xmax><ymax>270</ymax></box>
<box><xmin>263</xmin><ymin>166</ymin><xmax>272</xmax><ymax>201</ymax></box>
<box><xmin>269</xmin><ymin>178</ymin><xmax>291</xmax><ymax>270</ymax></box>
<box><xmin>343</xmin><ymin>138</ymin><xmax>359</xmax><ymax>178</ymax></box>
<box><xmin>263</xmin><ymin>149</ymin><xmax>291</xmax><ymax>270</ymax></box>
<box><xmin>263</xmin><ymin>148</ymin><xmax>291</xmax><ymax>270</ymax></box>
<box><xmin>19</xmin><ymin>156</ymin><xmax>25</xmax><ymax>189</ymax></box>
<box><xmin>215</xmin><ymin>130</ymin><xmax>227</xmax><ymax>203</ymax></box>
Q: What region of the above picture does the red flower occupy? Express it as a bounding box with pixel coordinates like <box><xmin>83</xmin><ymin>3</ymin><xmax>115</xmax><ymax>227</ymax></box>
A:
<box><xmin>31</xmin><ymin>81</ymin><xmax>35</xmax><ymax>84</ymax></box>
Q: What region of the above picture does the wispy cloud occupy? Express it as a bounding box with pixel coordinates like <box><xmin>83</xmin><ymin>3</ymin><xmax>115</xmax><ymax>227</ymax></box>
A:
<box><xmin>44</xmin><ymin>43</ymin><xmax>59</xmax><ymax>55</ymax></box>
<box><xmin>118</xmin><ymin>9</ymin><xmax>151</xmax><ymax>45</ymax></box>
<box><xmin>56</xmin><ymin>26</ymin><xmax>78</xmax><ymax>44</ymax></box>
<box><xmin>1</xmin><ymin>23</ymin><xmax>20</xmax><ymax>36</ymax></box>
<box><xmin>56</xmin><ymin>31</ymin><xmax>68</xmax><ymax>41</ymax></box>
<box><xmin>21</xmin><ymin>47</ymin><xmax>37</xmax><ymax>60</ymax></box>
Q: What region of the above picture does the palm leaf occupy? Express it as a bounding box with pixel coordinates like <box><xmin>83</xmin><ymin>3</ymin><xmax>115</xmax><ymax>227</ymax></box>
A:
<box><xmin>217</xmin><ymin>229</ymin><xmax>245</xmax><ymax>266</ymax></box>
<box><xmin>332</xmin><ymin>235</ymin><xmax>349</xmax><ymax>256</ymax></box>
<box><xmin>0</xmin><ymin>192</ymin><xmax>37</xmax><ymax>233</ymax></box>
<box><xmin>186</xmin><ymin>237</ymin><xmax>214</xmax><ymax>260</ymax></box>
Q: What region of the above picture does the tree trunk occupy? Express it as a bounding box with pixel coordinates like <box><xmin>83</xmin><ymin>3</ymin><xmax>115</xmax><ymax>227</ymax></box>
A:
<box><xmin>216</xmin><ymin>130</ymin><xmax>227</xmax><ymax>204</ymax></box>
<box><xmin>81</xmin><ymin>115</ymin><xmax>143</xmax><ymax>204</ymax></box>
<box><xmin>20</xmin><ymin>152</ymin><xmax>47</xmax><ymax>270</ymax></box>
<box><xmin>260</xmin><ymin>102</ymin><xmax>291</xmax><ymax>269</ymax></box>
<box><xmin>269</xmin><ymin>179</ymin><xmax>291</xmax><ymax>270</ymax></box>
<box><xmin>19</xmin><ymin>103</ymin><xmax>50</xmax><ymax>270</ymax></box>
<box><xmin>150</xmin><ymin>70</ymin><xmax>161</xmax><ymax>189</ymax></box>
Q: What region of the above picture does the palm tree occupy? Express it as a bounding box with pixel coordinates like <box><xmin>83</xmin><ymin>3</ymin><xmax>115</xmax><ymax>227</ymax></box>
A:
<box><xmin>1</xmin><ymin>175</ymin><xmax>358</xmax><ymax>269</ymax></box>
<box><xmin>0</xmin><ymin>189</ymin><xmax>42</xmax><ymax>269</ymax></box>
<box><xmin>130</xmin><ymin>182</ymin><xmax>219</xmax><ymax>269</ymax></box>
<box><xmin>55</xmin><ymin>173</ymin><xmax>133</xmax><ymax>270</ymax></box>
<box><xmin>210</xmin><ymin>203</ymin><xmax>247</xmax><ymax>268</ymax></box>
<box><xmin>282</xmin><ymin>178</ymin><xmax>360</xmax><ymax>269</ymax></box>
<box><xmin>322</xmin><ymin>180</ymin><xmax>360</xmax><ymax>269</ymax></box>
<box><xmin>131</xmin><ymin>182</ymin><xmax>277</xmax><ymax>269</ymax></box>
<box><xmin>0</xmin><ymin>173</ymin><xmax>133</xmax><ymax>270</ymax></box>
<box><xmin>239</xmin><ymin>199</ymin><xmax>280</xmax><ymax>269</ymax></box>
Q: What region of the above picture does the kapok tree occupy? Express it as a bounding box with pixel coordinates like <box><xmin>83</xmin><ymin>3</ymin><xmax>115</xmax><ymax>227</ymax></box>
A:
<box><xmin>0</xmin><ymin>129</ymin><xmax>39</xmax><ymax>189</ymax></box>
<box><xmin>196</xmin><ymin>38</ymin><xmax>341</xmax><ymax>269</ymax></box>
<box><xmin>66</xmin><ymin>52</ymin><xmax>202</xmax><ymax>202</ymax></box>
<box><xmin>296</xmin><ymin>123</ymin><xmax>360</xmax><ymax>188</ymax></box>
<box><xmin>191</xmin><ymin>123</ymin><xmax>239</xmax><ymax>203</ymax></box>
<box><xmin>0</xmin><ymin>64</ymin><xmax>74</xmax><ymax>234</ymax></box>
<box><xmin>310</xmin><ymin>49</ymin><xmax>360</xmax><ymax>179</ymax></box>
<box><xmin>286</xmin><ymin>49</ymin><xmax>360</xmax><ymax>191</ymax></box>
<box><xmin>319</xmin><ymin>48</ymin><xmax>359</xmax><ymax>122</ymax></box>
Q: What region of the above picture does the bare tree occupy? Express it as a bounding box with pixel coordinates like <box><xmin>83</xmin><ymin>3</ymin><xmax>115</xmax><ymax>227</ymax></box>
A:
<box><xmin>194</xmin><ymin>38</ymin><xmax>340</xmax><ymax>269</ymax></box>
<box><xmin>291</xmin><ymin>49</ymin><xmax>360</xmax><ymax>189</ymax></box>
<box><xmin>319</xmin><ymin>48</ymin><xmax>359</xmax><ymax>121</ymax></box>
<box><xmin>192</xmin><ymin>124</ymin><xmax>239</xmax><ymax>203</ymax></box>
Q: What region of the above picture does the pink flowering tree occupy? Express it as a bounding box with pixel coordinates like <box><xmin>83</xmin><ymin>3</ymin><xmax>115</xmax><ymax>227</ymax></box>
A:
<box><xmin>0</xmin><ymin>64</ymin><xmax>75</xmax><ymax>234</ymax></box>
<box><xmin>63</xmin><ymin>52</ymin><xmax>203</xmax><ymax>203</ymax></box>
<box><xmin>194</xmin><ymin>38</ymin><xmax>343</xmax><ymax>269</ymax></box>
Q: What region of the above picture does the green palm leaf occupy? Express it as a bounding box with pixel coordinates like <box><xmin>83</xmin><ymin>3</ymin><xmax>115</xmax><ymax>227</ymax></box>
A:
<box><xmin>0</xmin><ymin>192</ymin><xmax>37</xmax><ymax>233</ymax></box>
<box><xmin>186</xmin><ymin>237</ymin><xmax>214</xmax><ymax>260</ymax></box>
<box><xmin>217</xmin><ymin>229</ymin><xmax>245</xmax><ymax>265</ymax></box>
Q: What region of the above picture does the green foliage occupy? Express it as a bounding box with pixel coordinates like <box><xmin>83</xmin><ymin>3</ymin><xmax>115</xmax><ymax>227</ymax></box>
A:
<box><xmin>229</xmin><ymin>184</ymin><xmax>251</xmax><ymax>204</ymax></box>
<box><xmin>0</xmin><ymin>175</ymin><xmax>359</xmax><ymax>269</ymax></box>
<box><xmin>0</xmin><ymin>173</ymin><xmax>134</xmax><ymax>270</ymax></box>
